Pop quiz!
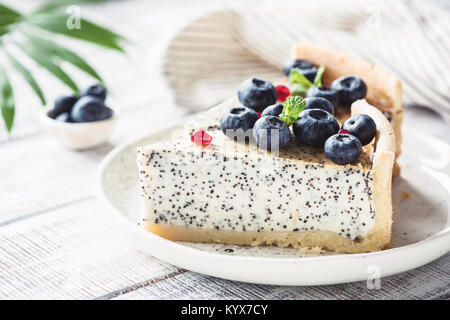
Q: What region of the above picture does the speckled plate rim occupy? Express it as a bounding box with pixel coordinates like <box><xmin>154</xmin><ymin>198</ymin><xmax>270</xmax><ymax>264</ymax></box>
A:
<box><xmin>97</xmin><ymin>119</ymin><xmax>450</xmax><ymax>286</ymax></box>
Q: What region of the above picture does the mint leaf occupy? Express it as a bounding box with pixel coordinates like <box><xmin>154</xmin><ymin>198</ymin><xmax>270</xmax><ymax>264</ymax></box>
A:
<box><xmin>314</xmin><ymin>64</ymin><xmax>326</xmax><ymax>86</ymax></box>
<box><xmin>289</xmin><ymin>68</ymin><xmax>313</xmax><ymax>87</ymax></box>
<box><xmin>280</xmin><ymin>96</ymin><xmax>306</xmax><ymax>126</ymax></box>
<box><xmin>290</xmin><ymin>83</ymin><xmax>310</xmax><ymax>96</ymax></box>
<box><xmin>289</xmin><ymin>65</ymin><xmax>327</xmax><ymax>94</ymax></box>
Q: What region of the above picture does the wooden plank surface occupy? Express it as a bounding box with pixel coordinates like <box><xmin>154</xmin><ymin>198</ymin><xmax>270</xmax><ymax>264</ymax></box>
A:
<box><xmin>0</xmin><ymin>0</ymin><xmax>449</xmax><ymax>300</ymax></box>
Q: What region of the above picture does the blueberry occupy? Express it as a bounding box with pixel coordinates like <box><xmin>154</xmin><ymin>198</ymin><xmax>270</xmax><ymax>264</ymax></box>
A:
<box><xmin>283</xmin><ymin>59</ymin><xmax>317</xmax><ymax>82</ymax></box>
<box><xmin>261</xmin><ymin>103</ymin><xmax>284</xmax><ymax>117</ymax></box>
<box><xmin>55</xmin><ymin>112</ymin><xmax>72</xmax><ymax>123</ymax></box>
<box><xmin>70</xmin><ymin>96</ymin><xmax>113</xmax><ymax>123</ymax></box>
<box><xmin>253</xmin><ymin>116</ymin><xmax>290</xmax><ymax>151</ymax></box>
<box><xmin>325</xmin><ymin>134</ymin><xmax>362</xmax><ymax>164</ymax></box>
<box><xmin>341</xmin><ymin>114</ymin><xmax>377</xmax><ymax>146</ymax></box>
<box><xmin>306</xmin><ymin>86</ymin><xmax>339</xmax><ymax>109</ymax></box>
<box><xmin>304</xmin><ymin>97</ymin><xmax>334</xmax><ymax>115</ymax></box>
<box><xmin>331</xmin><ymin>76</ymin><xmax>367</xmax><ymax>106</ymax></box>
<box><xmin>80</xmin><ymin>84</ymin><xmax>107</xmax><ymax>102</ymax></box>
<box><xmin>237</xmin><ymin>78</ymin><xmax>277</xmax><ymax>112</ymax></box>
<box><xmin>293</xmin><ymin>109</ymin><xmax>339</xmax><ymax>147</ymax></box>
<box><xmin>220</xmin><ymin>106</ymin><xmax>259</xmax><ymax>137</ymax></box>
<box><xmin>51</xmin><ymin>95</ymin><xmax>78</xmax><ymax>118</ymax></box>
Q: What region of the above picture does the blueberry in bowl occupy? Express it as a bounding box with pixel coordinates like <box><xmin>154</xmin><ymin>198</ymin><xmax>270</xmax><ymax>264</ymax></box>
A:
<box><xmin>283</xmin><ymin>59</ymin><xmax>317</xmax><ymax>82</ymax></box>
<box><xmin>261</xmin><ymin>103</ymin><xmax>284</xmax><ymax>117</ymax></box>
<box><xmin>293</xmin><ymin>109</ymin><xmax>339</xmax><ymax>148</ymax></box>
<box><xmin>42</xmin><ymin>85</ymin><xmax>116</xmax><ymax>150</ymax></box>
<box><xmin>48</xmin><ymin>95</ymin><xmax>78</xmax><ymax>119</ymax></box>
<box><xmin>80</xmin><ymin>84</ymin><xmax>107</xmax><ymax>102</ymax></box>
<box><xmin>71</xmin><ymin>96</ymin><xmax>113</xmax><ymax>123</ymax></box>
<box><xmin>341</xmin><ymin>114</ymin><xmax>377</xmax><ymax>146</ymax></box>
<box><xmin>306</xmin><ymin>86</ymin><xmax>339</xmax><ymax>109</ymax></box>
<box><xmin>253</xmin><ymin>115</ymin><xmax>290</xmax><ymax>151</ymax></box>
<box><xmin>331</xmin><ymin>76</ymin><xmax>367</xmax><ymax>107</ymax></box>
<box><xmin>237</xmin><ymin>78</ymin><xmax>277</xmax><ymax>112</ymax></box>
<box><xmin>304</xmin><ymin>97</ymin><xmax>334</xmax><ymax>115</ymax></box>
<box><xmin>55</xmin><ymin>112</ymin><xmax>72</xmax><ymax>123</ymax></box>
<box><xmin>325</xmin><ymin>133</ymin><xmax>362</xmax><ymax>164</ymax></box>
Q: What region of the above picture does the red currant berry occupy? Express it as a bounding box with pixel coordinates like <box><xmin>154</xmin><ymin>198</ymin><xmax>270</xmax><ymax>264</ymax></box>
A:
<box><xmin>191</xmin><ymin>130</ymin><xmax>213</xmax><ymax>146</ymax></box>
<box><xmin>338</xmin><ymin>129</ymin><xmax>351</xmax><ymax>134</ymax></box>
<box><xmin>276</xmin><ymin>85</ymin><xmax>290</xmax><ymax>102</ymax></box>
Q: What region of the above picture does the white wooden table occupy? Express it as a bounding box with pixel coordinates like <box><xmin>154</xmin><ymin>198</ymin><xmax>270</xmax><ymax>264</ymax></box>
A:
<box><xmin>1</xmin><ymin>0</ymin><xmax>449</xmax><ymax>300</ymax></box>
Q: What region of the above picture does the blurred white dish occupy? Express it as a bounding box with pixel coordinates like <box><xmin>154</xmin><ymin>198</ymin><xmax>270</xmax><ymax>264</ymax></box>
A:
<box><xmin>97</xmin><ymin>121</ymin><xmax>450</xmax><ymax>286</ymax></box>
<box><xmin>41</xmin><ymin>105</ymin><xmax>117</xmax><ymax>150</ymax></box>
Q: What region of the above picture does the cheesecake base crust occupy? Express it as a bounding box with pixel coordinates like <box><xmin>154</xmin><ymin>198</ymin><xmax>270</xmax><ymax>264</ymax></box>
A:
<box><xmin>146</xmin><ymin>222</ymin><xmax>392</xmax><ymax>254</ymax></box>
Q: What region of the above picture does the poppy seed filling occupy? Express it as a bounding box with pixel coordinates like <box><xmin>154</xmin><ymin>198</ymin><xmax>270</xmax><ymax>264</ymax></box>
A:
<box><xmin>137</xmin><ymin>107</ymin><xmax>375</xmax><ymax>240</ymax></box>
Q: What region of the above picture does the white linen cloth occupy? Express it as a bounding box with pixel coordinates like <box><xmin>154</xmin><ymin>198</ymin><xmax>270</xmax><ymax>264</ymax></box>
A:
<box><xmin>163</xmin><ymin>0</ymin><xmax>450</xmax><ymax>122</ymax></box>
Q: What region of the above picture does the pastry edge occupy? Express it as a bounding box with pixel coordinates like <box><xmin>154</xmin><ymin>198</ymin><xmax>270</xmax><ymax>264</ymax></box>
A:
<box><xmin>352</xmin><ymin>99</ymin><xmax>395</xmax><ymax>251</ymax></box>
<box><xmin>145</xmin><ymin>222</ymin><xmax>391</xmax><ymax>254</ymax></box>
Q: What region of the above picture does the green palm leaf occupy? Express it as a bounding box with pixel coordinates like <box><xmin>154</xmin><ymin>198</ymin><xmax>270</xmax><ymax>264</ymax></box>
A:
<box><xmin>6</xmin><ymin>51</ymin><xmax>46</xmax><ymax>105</ymax></box>
<box><xmin>0</xmin><ymin>1</ymin><xmax>126</xmax><ymax>133</ymax></box>
<box><xmin>0</xmin><ymin>26</ymin><xmax>10</xmax><ymax>36</ymax></box>
<box><xmin>27</xmin><ymin>14</ymin><xmax>125</xmax><ymax>52</ymax></box>
<box><xmin>0</xmin><ymin>4</ymin><xmax>21</xmax><ymax>27</ymax></box>
<box><xmin>25</xmin><ymin>33</ymin><xmax>103</xmax><ymax>83</ymax></box>
<box><xmin>16</xmin><ymin>40</ymin><xmax>79</xmax><ymax>93</ymax></box>
<box><xmin>0</xmin><ymin>66</ymin><xmax>15</xmax><ymax>132</ymax></box>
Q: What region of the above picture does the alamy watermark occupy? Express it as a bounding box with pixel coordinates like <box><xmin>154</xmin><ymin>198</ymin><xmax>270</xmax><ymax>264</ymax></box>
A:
<box><xmin>66</xmin><ymin>5</ymin><xmax>81</xmax><ymax>30</ymax></box>
<box><xmin>366</xmin><ymin>265</ymin><xmax>381</xmax><ymax>290</ymax></box>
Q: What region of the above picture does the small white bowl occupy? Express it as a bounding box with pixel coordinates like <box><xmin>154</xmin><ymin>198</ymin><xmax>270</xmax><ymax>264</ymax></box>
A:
<box><xmin>41</xmin><ymin>105</ymin><xmax>117</xmax><ymax>150</ymax></box>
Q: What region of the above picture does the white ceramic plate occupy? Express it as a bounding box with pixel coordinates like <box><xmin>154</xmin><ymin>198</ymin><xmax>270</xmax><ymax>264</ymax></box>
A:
<box><xmin>97</xmin><ymin>121</ymin><xmax>450</xmax><ymax>286</ymax></box>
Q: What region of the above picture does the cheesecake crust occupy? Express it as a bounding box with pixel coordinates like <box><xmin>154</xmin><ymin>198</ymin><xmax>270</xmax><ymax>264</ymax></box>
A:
<box><xmin>351</xmin><ymin>99</ymin><xmax>396</xmax><ymax>251</ymax></box>
<box><xmin>294</xmin><ymin>43</ymin><xmax>402</xmax><ymax>175</ymax></box>
<box><xmin>146</xmin><ymin>222</ymin><xmax>390</xmax><ymax>254</ymax></box>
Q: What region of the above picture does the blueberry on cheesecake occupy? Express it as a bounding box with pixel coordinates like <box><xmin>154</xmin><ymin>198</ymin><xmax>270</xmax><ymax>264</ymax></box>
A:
<box><xmin>283</xmin><ymin>59</ymin><xmax>317</xmax><ymax>82</ymax></box>
<box><xmin>253</xmin><ymin>115</ymin><xmax>290</xmax><ymax>150</ymax></box>
<box><xmin>293</xmin><ymin>109</ymin><xmax>339</xmax><ymax>148</ymax></box>
<box><xmin>306</xmin><ymin>86</ymin><xmax>339</xmax><ymax>109</ymax></box>
<box><xmin>341</xmin><ymin>114</ymin><xmax>377</xmax><ymax>146</ymax></box>
<box><xmin>325</xmin><ymin>133</ymin><xmax>362</xmax><ymax>164</ymax></box>
<box><xmin>261</xmin><ymin>103</ymin><xmax>284</xmax><ymax>117</ymax></box>
<box><xmin>220</xmin><ymin>107</ymin><xmax>259</xmax><ymax>138</ymax></box>
<box><xmin>237</xmin><ymin>78</ymin><xmax>277</xmax><ymax>112</ymax></box>
<box><xmin>331</xmin><ymin>76</ymin><xmax>367</xmax><ymax>107</ymax></box>
<box><xmin>304</xmin><ymin>97</ymin><xmax>334</xmax><ymax>115</ymax></box>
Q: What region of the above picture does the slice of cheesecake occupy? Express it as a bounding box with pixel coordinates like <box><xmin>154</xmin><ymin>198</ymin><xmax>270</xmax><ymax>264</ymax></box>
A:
<box><xmin>137</xmin><ymin>98</ymin><xmax>395</xmax><ymax>253</ymax></box>
<box><xmin>293</xmin><ymin>43</ymin><xmax>403</xmax><ymax>175</ymax></box>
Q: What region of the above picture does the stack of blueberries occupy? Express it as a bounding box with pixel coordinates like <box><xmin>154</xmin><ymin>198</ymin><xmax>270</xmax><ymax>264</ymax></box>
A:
<box><xmin>49</xmin><ymin>84</ymin><xmax>113</xmax><ymax>123</ymax></box>
<box><xmin>219</xmin><ymin>59</ymin><xmax>377</xmax><ymax>165</ymax></box>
